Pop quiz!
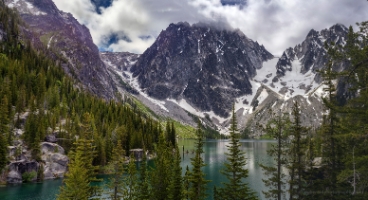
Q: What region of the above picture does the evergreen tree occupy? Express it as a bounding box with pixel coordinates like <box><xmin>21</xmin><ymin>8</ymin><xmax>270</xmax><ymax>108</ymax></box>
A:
<box><xmin>57</xmin><ymin>142</ymin><xmax>92</xmax><ymax>200</ymax></box>
<box><xmin>183</xmin><ymin>165</ymin><xmax>191</xmax><ymax>200</ymax></box>
<box><xmin>137</xmin><ymin>150</ymin><xmax>151</xmax><ymax>200</ymax></box>
<box><xmin>123</xmin><ymin>154</ymin><xmax>139</xmax><ymax>200</ymax></box>
<box><xmin>318</xmin><ymin>40</ymin><xmax>347</xmax><ymax>200</ymax></box>
<box><xmin>150</xmin><ymin>133</ymin><xmax>172</xmax><ymax>200</ymax></box>
<box><xmin>64</xmin><ymin>139</ymin><xmax>100</xmax><ymax>197</ymax></box>
<box><xmin>335</xmin><ymin>22</ymin><xmax>368</xmax><ymax>199</ymax></box>
<box><xmin>0</xmin><ymin>133</ymin><xmax>7</xmax><ymax>172</ymax></box>
<box><xmin>288</xmin><ymin>101</ymin><xmax>308</xmax><ymax>200</ymax></box>
<box><xmin>188</xmin><ymin>120</ymin><xmax>210</xmax><ymax>200</ymax></box>
<box><xmin>260</xmin><ymin>111</ymin><xmax>290</xmax><ymax>200</ymax></box>
<box><xmin>106</xmin><ymin>141</ymin><xmax>125</xmax><ymax>200</ymax></box>
<box><xmin>0</xmin><ymin>96</ymin><xmax>9</xmax><ymax>171</ymax></box>
<box><xmin>168</xmin><ymin>145</ymin><xmax>183</xmax><ymax>200</ymax></box>
<box><xmin>215</xmin><ymin>105</ymin><xmax>258</xmax><ymax>200</ymax></box>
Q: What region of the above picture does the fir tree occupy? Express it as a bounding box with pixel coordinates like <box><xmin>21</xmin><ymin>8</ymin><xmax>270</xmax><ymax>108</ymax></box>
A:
<box><xmin>137</xmin><ymin>150</ymin><xmax>150</xmax><ymax>200</ymax></box>
<box><xmin>57</xmin><ymin>143</ymin><xmax>92</xmax><ymax>200</ymax></box>
<box><xmin>188</xmin><ymin>120</ymin><xmax>210</xmax><ymax>200</ymax></box>
<box><xmin>215</xmin><ymin>104</ymin><xmax>258</xmax><ymax>200</ymax></box>
<box><xmin>183</xmin><ymin>165</ymin><xmax>191</xmax><ymax>200</ymax></box>
<box><xmin>106</xmin><ymin>141</ymin><xmax>125</xmax><ymax>200</ymax></box>
<box><xmin>168</xmin><ymin>145</ymin><xmax>183</xmax><ymax>200</ymax></box>
<box><xmin>123</xmin><ymin>155</ymin><xmax>139</xmax><ymax>200</ymax></box>
<box><xmin>288</xmin><ymin>101</ymin><xmax>308</xmax><ymax>200</ymax></box>
<box><xmin>260</xmin><ymin>110</ymin><xmax>290</xmax><ymax>200</ymax></box>
<box><xmin>150</xmin><ymin>133</ymin><xmax>172</xmax><ymax>200</ymax></box>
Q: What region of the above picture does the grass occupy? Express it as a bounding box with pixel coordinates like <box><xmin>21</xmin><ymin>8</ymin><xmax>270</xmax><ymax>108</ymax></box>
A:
<box><xmin>131</xmin><ymin>97</ymin><xmax>161</xmax><ymax>119</ymax></box>
<box><xmin>172</xmin><ymin>121</ymin><xmax>196</xmax><ymax>139</ymax></box>
<box><xmin>40</xmin><ymin>32</ymin><xmax>55</xmax><ymax>46</ymax></box>
<box><xmin>259</xmin><ymin>133</ymin><xmax>274</xmax><ymax>140</ymax></box>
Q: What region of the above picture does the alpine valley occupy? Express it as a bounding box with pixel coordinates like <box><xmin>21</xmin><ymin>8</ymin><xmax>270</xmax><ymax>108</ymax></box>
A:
<box><xmin>4</xmin><ymin>0</ymin><xmax>351</xmax><ymax>136</ymax></box>
<box><xmin>5</xmin><ymin>1</ymin><xmax>368</xmax><ymax>200</ymax></box>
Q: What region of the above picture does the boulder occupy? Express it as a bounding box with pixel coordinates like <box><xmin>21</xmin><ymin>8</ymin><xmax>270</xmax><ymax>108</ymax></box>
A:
<box><xmin>7</xmin><ymin>161</ymin><xmax>39</xmax><ymax>184</ymax></box>
<box><xmin>7</xmin><ymin>170</ymin><xmax>22</xmax><ymax>184</ymax></box>
<box><xmin>44</xmin><ymin>134</ymin><xmax>57</xmax><ymax>143</ymax></box>
<box><xmin>41</xmin><ymin>146</ymin><xmax>69</xmax><ymax>179</ymax></box>
<box><xmin>41</xmin><ymin>142</ymin><xmax>65</xmax><ymax>154</ymax></box>
<box><xmin>7</xmin><ymin>146</ymin><xmax>16</xmax><ymax>157</ymax></box>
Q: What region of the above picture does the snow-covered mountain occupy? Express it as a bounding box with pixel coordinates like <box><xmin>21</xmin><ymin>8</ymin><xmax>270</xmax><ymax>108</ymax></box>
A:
<box><xmin>102</xmin><ymin>23</ymin><xmax>349</xmax><ymax>135</ymax></box>
<box><xmin>131</xmin><ymin>22</ymin><xmax>272</xmax><ymax>118</ymax></box>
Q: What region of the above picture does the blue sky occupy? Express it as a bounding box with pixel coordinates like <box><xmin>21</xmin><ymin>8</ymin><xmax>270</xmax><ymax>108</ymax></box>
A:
<box><xmin>53</xmin><ymin>0</ymin><xmax>368</xmax><ymax>55</ymax></box>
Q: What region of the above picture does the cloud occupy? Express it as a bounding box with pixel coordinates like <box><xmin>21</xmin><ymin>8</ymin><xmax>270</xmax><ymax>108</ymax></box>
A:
<box><xmin>53</xmin><ymin>0</ymin><xmax>368</xmax><ymax>55</ymax></box>
<box><xmin>189</xmin><ymin>0</ymin><xmax>368</xmax><ymax>55</ymax></box>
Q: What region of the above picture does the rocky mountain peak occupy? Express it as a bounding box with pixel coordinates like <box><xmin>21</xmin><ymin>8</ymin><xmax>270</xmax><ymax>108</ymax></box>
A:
<box><xmin>6</xmin><ymin>0</ymin><xmax>116</xmax><ymax>99</ymax></box>
<box><xmin>276</xmin><ymin>24</ymin><xmax>348</xmax><ymax>80</ymax></box>
<box><xmin>131</xmin><ymin>22</ymin><xmax>273</xmax><ymax>117</ymax></box>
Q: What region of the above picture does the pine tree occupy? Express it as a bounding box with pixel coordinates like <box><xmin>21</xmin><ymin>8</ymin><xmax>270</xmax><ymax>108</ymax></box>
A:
<box><xmin>168</xmin><ymin>145</ymin><xmax>183</xmax><ymax>200</ymax></box>
<box><xmin>259</xmin><ymin>110</ymin><xmax>290</xmax><ymax>200</ymax></box>
<box><xmin>106</xmin><ymin>141</ymin><xmax>125</xmax><ymax>200</ymax></box>
<box><xmin>150</xmin><ymin>133</ymin><xmax>172</xmax><ymax>200</ymax></box>
<box><xmin>288</xmin><ymin>101</ymin><xmax>308</xmax><ymax>200</ymax></box>
<box><xmin>64</xmin><ymin>139</ymin><xmax>100</xmax><ymax>197</ymax></box>
<box><xmin>183</xmin><ymin>165</ymin><xmax>191</xmax><ymax>200</ymax></box>
<box><xmin>188</xmin><ymin>120</ymin><xmax>210</xmax><ymax>200</ymax></box>
<box><xmin>57</xmin><ymin>143</ymin><xmax>92</xmax><ymax>200</ymax></box>
<box><xmin>0</xmin><ymin>96</ymin><xmax>9</xmax><ymax>171</ymax></box>
<box><xmin>335</xmin><ymin>22</ymin><xmax>368</xmax><ymax>199</ymax></box>
<box><xmin>137</xmin><ymin>150</ymin><xmax>150</xmax><ymax>200</ymax></box>
<box><xmin>0</xmin><ymin>133</ymin><xmax>7</xmax><ymax>172</ymax></box>
<box><xmin>123</xmin><ymin>155</ymin><xmax>139</xmax><ymax>200</ymax></box>
<box><xmin>215</xmin><ymin>105</ymin><xmax>258</xmax><ymax>200</ymax></box>
<box><xmin>318</xmin><ymin>40</ymin><xmax>346</xmax><ymax>200</ymax></box>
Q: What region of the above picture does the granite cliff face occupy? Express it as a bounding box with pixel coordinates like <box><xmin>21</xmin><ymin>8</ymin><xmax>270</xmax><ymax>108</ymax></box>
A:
<box><xmin>5</xmin><ymin>0</ymin><xmax>116</xmax><ymax>99</ymax></box>
<box><xmin>131</xmin><ymin>22</ymin><xmax>273</xmax><ymax>117</ymax></box>
<box><xmin>276</xmin><ymin>24</ymin><xmax>348</xmax><ymax>80</ymax></box>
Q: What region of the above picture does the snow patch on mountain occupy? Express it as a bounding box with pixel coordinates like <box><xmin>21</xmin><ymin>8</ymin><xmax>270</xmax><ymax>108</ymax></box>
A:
<box><xmin>7</xmin><ymin>0</ymin><xmax>47</xmax><ymax>15</ymax></box>
<box><xmin>117</xmin><ymin>70</ymin><xmax>169</xmax><ymax>112</ymax></box>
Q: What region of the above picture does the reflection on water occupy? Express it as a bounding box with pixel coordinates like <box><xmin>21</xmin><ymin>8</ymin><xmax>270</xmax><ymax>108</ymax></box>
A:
<box><xmin>0</xmin><ymin>139</ymin><xmax>275</xmax><ymax>200</ymax></box>
<box><xmin>179</xmin><ymin>139</ymin><xmax>275</xmax><ymax>200</ymax></box>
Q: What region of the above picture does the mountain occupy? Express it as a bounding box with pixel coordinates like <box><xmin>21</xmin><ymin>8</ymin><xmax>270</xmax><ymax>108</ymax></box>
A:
<box><xmin>131</xmin><ymin>22</ymin><xmax>273</xmax><ymax>118</ymax></box>
<box><xmin>5</xmin><ymin>0</ymin><xmax>116</xmax><ymax>99</ymax></box>
<box><xmin>242</xmin><ymin>24</ymin><xmax>349</xmax><ymax>133</ymax></box>
<box><xmin>103</xmin><ymin>23</ymin><xmax>349</xmax><ymax>135</ymax></box>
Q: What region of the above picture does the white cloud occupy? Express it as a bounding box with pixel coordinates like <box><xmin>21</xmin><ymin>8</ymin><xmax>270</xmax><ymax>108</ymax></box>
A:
<box><xmin>189</xmin><ymin>0</ymin><xmax>368</xmax><ymax>55</ymax></box>
<box><xmin>53</xmin><ymin>0</ymin><xmax>368</xmax><ymax>55</ymax></box>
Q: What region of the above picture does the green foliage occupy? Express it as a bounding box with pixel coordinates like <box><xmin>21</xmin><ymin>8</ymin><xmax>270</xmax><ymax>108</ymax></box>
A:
<box><xmin>149</xmin><ymin>133</ymin><xmax>172</xmax><ymax>200</ymax></box>
<box><xmin>259</xmin><ymin>111</ymin><xmax>290</xmax><ymax>200</ymax></box>
<box><xmin>106</xmin><ymin>141</ymin><xmax>125</xmax><ymax>200</ymax></box>
<box><xmin>22</xmin><ymin>171</ymin><xmax>37</xmax><ymax>182</ymax></box>
<box><xmin>287</xmin><ymin>101</ymin><xmax>309</xmax><ymax>200</ymax></box>
<box><xmin>188</xmin><ymin>120</ymin><xmax>210</xmax><ymax>200</ymax></box>
<box><xmin>60</xmin><ymin>139</ymin><xmax>100</xmax><ymax>198</ymax></box>
<box><xmin>37</xmin><ymin>163</ymin><xmax>44</xmax><ymax>182</ymax></box>
<box><xmin>215</xmin><ymin>105</ymin><xmax>257</xmax><ymax>200</ymax></box>
<box><xmin>123</xmin><ymin>155</ymin><xmax>139</xmax><ymax>200</ymax></box>
<box><xmin>57</xmin><ymin>146</ymin><xmax>91</xmax><ymax>200</ymax></box>
<box><xmin>168</xmin><ymin>146</ymin><xmax>183</xmax><ymax>200</ymax></box>
<box><xmin>215</xmin><ymin>105</ymin><xmax>258</xmax><ymax>200</ymax></box>
<box><xmin>137</xmin><ymin>151</ymin><xmax>151</xmax><ymax>200</ymax></box>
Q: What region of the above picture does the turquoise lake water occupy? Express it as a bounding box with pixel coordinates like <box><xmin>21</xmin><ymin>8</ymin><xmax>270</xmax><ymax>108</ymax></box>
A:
<box><xmin>0</xmin><ymin>139</ymin><xmax>275</xmax><ymax>200</ymax></box>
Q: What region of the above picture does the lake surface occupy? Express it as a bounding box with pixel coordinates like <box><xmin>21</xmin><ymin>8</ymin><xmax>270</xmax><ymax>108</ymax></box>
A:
<box><xmin>0</xmin><ymin>139</ymin><xmax>275</xmax><ymax>200</ymax></box>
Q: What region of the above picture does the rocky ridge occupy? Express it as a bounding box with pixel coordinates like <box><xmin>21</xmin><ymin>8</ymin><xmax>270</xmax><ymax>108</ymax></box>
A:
<box><xmin>103</xmin><ymin>23</ymin><xmax>349</xmax><ymax>135</ymax></box>
<box><xmin>131</xmin><ymin>22</ymin><xmax>273</xmax><ymax>118</ymax></box>
<box><xmin>5</xmin><ymin>0</ymin><xmax>116</xmax><ymax>99</ymax></box>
